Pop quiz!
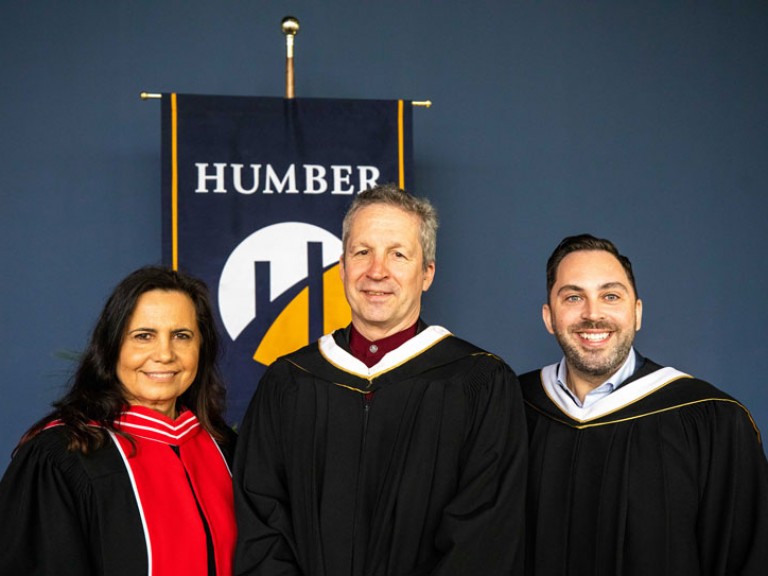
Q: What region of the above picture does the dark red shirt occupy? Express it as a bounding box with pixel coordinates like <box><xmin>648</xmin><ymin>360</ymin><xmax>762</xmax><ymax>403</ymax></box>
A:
<box><xmin>349</xmin><ymin>323</ymin><xmax>418</xmax><ymax>368</ymax></box>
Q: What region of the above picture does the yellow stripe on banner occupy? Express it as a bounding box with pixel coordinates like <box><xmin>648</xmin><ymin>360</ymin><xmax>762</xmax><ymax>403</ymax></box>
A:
<box><xmin>171</xmin><ymin>93</ymin><xmax>179</xmax><ymax>270</ymax></box>
<box><xmin>398</xmin><ymin>100</ymin><xmax>405</xmax><ymax>189</ymax></box>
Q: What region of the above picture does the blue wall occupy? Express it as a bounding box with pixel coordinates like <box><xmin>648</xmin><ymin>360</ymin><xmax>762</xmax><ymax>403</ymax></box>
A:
<box><xmin>2</xmin><ymin>1</ymin><xmax>766</xmax><ymax>474</ymax></box>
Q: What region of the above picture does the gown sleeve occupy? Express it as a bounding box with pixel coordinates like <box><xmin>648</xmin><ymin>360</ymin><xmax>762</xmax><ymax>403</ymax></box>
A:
<box><xmin>0</xmin><ymin>430</ymin><xmax>94</xmax><ymax>575</ymax></box>
<box><xmin>694</xmin><ymin>401</ymin><xmax>768</xmax><ymax>575</ymax></box>
<box><xmin>233</xmin><ymin>362</ymin><xmax>303</xmax><ymax>575</ymax></box>
<box><xmin>429</xmin><ymin>357</ymin><xmax>528</xmax><ymax>575</ymax></box>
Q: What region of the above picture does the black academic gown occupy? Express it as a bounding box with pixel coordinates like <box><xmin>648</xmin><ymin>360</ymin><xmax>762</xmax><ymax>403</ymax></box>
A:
<box><xmin>0</xmin><ymin>411</ymin><xmax>236</xmax><ymax>576</ymax></box>
<box><xmin>520</xmin><ymin>356</ymin><xmax>768</xmax><ymax>576</ymax></box>
<box><xmin>0</xmin><ymin>426</ymin><xmax>148</xmax><ymax>575</ymax></box>
<box><xmin>233</xmin><ymin>327</ymin><xmax>527</xmax><ymax>576</ymax></box>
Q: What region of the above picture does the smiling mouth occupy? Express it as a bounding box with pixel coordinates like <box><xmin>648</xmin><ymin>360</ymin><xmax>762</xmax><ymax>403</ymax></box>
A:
<box><xmin>578</xmin><ymin>332</ymin><xmax>610</xmax><ymax>342</ymax></box>
<box><xmin>143</xmin><ymin>371</ymin><xmax>178</xmax><ymax>380</ymax></box>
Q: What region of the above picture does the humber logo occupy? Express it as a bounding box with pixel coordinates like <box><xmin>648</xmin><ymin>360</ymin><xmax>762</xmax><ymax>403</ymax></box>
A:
<box><xmin>218</xmin><ymin>222</ymin><xmax>351</xmax><ymax>366</ymax></box>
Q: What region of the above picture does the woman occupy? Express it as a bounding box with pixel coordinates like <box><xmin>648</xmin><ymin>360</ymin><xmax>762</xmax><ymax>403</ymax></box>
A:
<box><xmin>0</xmin><ymin>266</ymin><xmax>236</xmax><ymax>575</ymax></box>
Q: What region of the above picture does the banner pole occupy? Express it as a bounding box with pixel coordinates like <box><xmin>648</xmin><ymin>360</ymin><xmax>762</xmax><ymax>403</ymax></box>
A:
<box><xmin>282</xmin><ymin>16</ymin><xmax>300</xmax><ymax>99</ymax></box>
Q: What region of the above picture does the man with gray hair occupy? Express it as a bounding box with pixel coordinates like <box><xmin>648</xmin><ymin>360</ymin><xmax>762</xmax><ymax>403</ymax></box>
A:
<box><xmin>234</xmin><ymin>184</ymin><xmax>527</xmax><ymax>575</ymax></box>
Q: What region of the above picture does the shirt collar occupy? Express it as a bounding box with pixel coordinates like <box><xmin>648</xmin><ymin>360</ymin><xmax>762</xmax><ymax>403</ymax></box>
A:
<box><xmin>349</xmin><ymin>322</ymin><xmax>419</xmax><ymax>368</ymax></box>
<box><xmin>555</xmin><ymin>348</ymin><xmax>637</xmax><ymax>406</ymax></box>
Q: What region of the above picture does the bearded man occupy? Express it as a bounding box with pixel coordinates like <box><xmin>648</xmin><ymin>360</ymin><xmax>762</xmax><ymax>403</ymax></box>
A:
<box><xmin>520</xmin><ymin>233</ymin><xmax>768</xmax><ymax>576</ymax></box>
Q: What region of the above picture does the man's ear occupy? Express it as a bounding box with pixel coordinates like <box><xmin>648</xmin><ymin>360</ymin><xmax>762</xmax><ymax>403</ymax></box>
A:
<box><xmin>542</xmin><ymin>303</ymin><xmax>555</xmax><ymax>335</ymax></box>
<box><xmin>421</xmin><ymin>261</ymin><xmax>435</xmax><ymax>292</ymax></box>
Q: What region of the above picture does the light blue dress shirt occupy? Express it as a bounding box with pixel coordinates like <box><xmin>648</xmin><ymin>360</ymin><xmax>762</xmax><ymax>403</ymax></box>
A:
<box><xmin>555</xmin><ymin>348</ymin><xmax>638</xmax><ymax>409</ymax></box>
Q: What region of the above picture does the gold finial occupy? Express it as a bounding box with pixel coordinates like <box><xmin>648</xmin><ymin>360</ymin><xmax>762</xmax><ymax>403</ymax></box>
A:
<box><xmin>282</xmin><ymin>16</ymin><xmax>300</xmax><ymax>98</ymax></box>
<box><xmin>281</xmin><ymin>16</ymin><xmax>300</xmax><ymax>38</ymax></box>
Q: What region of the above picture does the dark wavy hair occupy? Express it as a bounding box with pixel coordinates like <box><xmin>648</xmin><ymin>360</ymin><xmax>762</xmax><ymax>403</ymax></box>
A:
<box><xmin>546</xmin><ymin>234</ymin><xmax>638</xmax><ymax>302</ymax></box>
<box><xmin>19</xmin><ymin>266</ymin><xmax>230</xmax><ymax>453</ymax></box>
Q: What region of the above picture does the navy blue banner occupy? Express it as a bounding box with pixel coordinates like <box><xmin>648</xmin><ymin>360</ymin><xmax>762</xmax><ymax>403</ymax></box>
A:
<box><xmin>161</xmin><ymin>94</ymin><xmax>414</xmax><ymax>423</ymax></box>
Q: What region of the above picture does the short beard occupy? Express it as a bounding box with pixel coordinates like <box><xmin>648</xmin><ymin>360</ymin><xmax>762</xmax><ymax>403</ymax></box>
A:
<box><xmin>554</xmin><ymin>323</ymin><xmax>635</xmax><ymax>380</ymax></box>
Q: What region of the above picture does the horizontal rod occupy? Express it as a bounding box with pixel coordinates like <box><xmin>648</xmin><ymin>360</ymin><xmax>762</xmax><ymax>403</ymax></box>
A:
<box><xmin>140</xmin><ymin>92</ymin><xmax>432</xmax><ymax>107</ymax></box>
